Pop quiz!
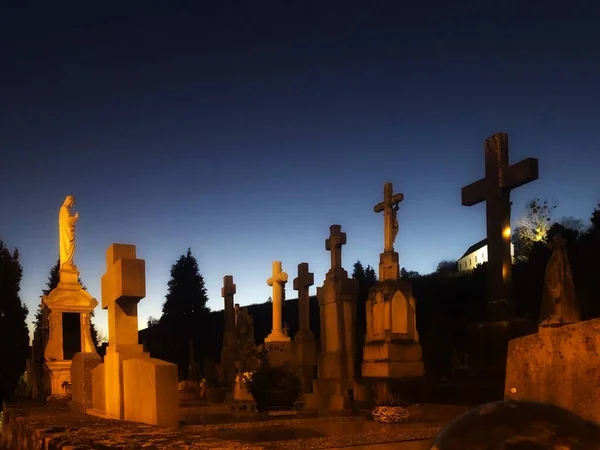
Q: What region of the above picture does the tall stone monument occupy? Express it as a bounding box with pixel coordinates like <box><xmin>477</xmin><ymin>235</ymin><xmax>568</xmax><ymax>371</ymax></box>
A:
<box><xmin>292</xmin><ymin>262</ymin><xmax>316</xmax><ymax>387</ymax></box>
<box><xmin>91</xmin><ymin>243</ymin><xmax>178</xmax><ymax>428</ymax></box>
<box><xmin>461</xmin><ymin>133</ymin><xmax>538</xmax><ymax>376</ymax></box>
<box><xmin>220</xmin><ymin>275</ymin><xmax>237</xmax><ymax>382</ymax></box>
<box><xmin>361</xmin><ymin>182</ymin><xmax>423</xmax><ymax>381</ymax></box>
<box><xmin>305</xmin><ymin>225</ymin><xmax>358</xmax><ymax>410</ymax></box>
<box><xmin>42</xmin><ymin>195</ymin><xmax>98</xmax><ymax>398</ymax></box>
<box><xmin>264</xmin><ymin>261</ymin><xmax>291</xmax><ymax>365</ymax></box>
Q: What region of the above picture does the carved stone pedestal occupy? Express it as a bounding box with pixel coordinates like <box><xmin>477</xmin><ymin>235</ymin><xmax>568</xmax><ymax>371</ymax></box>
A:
<box><xmin>362</xmin><ymin>278</ymin><xmax>424</xmax><ymax>379</ymax></box>
<box><xmin>44</xmin><ymin>360</ymin><xmax>72</xmax><ymax>398</ymax></box>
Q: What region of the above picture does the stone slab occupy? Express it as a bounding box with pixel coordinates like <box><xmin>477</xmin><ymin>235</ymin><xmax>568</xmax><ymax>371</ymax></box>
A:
<box><xmin>70</xmin><ymin>352</ymin><xmax>101</xmax><ymax>413</ymax></box>
<box><xmin>505</xmin><ymin>318</ymin><xmax>600</xmax><ymax>423</ymax></box>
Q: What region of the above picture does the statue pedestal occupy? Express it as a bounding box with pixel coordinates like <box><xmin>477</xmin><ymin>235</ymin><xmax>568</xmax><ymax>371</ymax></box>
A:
<box><xmin>44</xmin><ymin>360</ymin><xmax>72</xmax><ymax>398</ymax></box>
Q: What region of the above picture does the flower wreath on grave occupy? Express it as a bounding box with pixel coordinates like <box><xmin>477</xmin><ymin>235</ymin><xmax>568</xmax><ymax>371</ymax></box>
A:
<box><xmin>371</xmin><ymin>392</ymin><xmax>410</xmax><ymax>424</ymax></box>
<box><xmin>235</xmin><ymin>371</ymin><xmax>255</xmax><ymax>390</ymax></box>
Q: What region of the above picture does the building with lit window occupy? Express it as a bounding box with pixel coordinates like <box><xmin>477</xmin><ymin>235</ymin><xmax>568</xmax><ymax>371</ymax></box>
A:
<box><xmin>457</xmin><ymin>238</ymin><xmax>515</xmax><ymax>272</ymax></box>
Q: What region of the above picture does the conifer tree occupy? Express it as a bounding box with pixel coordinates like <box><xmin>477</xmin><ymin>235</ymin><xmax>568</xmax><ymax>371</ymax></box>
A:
<box><xmin>0</xmin><ymin>241</ymin><xmax>30</xmax><ymax>403</ymax></box>
<box><xmin>160</xmin><ymin>248</ymin><xmax>210</xmax><ymax>379</ymax></box>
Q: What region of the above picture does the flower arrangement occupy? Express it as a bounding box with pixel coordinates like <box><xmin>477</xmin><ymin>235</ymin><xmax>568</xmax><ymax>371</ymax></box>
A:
<box><xmin>371</xmin><ymin>391</ymin><xmax>410</xmax><ymax>424</ymax></box>
<box><xmin>235</xmin><ymin>371</ymin><xmax>254</xmax><ymax>390</ymax></box>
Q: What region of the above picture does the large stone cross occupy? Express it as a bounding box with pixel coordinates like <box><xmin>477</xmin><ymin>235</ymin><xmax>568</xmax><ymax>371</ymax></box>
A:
<box><xmin>374</xmin><ymin>182</ymin><xmax>404</xmax><ymax>252</ymax></box>
<box><xmin>294</xmin><ymin>262</ymin><xmax>314</xmax><ymax>333</ymax></box>
<box><xmin>266</xmin><ymin>261</ymin><xmax>289</xmax><ymax>341</ymax></box>
<box><xmin>462</xmin><ymin>132</ymin><xmax>538</xmax><ymax>309</ymax></box>
<box><xmin>100</xmin><ymin>243</ymin><xmax>146</xmax><ymax>351</ymax></box>
<box><xmin>221</xmin><ymin>275</ymin><xmax>236</xmax><ymax>333</ymax></box>
<box><xmin>325</xmin><ymin>225</ymin><xmax>347</xmax><ymax>271</ymax></box>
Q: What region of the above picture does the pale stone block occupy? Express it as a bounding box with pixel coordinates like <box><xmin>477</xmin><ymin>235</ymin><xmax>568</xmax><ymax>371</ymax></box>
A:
<box><xmin>106</xmin><ymin>243</ymin><xmax>137</xmax><ymax>268</ymax></box>
<box><xmin>123</xmin><ymin>357</ymin><xmax>179</xmax><ymax>429</ymax></box>
<box><xmin>104</xmin><ymin>346</ymin><xmax>149</xmax><ymax>419</ymax></box>
<box><xmin>101</xmin><ymin>258</ymin><xmax>146</xmax><ymax>310</ymax></box>
<box><xmin>70</xmin><ymin>352</ymin><xmax>101</xmax><ymax>413</ymax></box>
<box><xmin>505</xmin><ymin>318</ymin><xmax>600</xmax><ymax>423</ymax></box>
<box><xmin>91</xmin><ymin>363</ymin><xmax>105</xmax><ymax>412</ymax></box>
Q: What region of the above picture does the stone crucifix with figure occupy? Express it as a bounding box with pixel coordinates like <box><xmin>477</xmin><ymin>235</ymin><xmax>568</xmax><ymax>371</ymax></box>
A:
<box><xmin>265</xmin><ymin>261</ymin><xmax>290</xmax><ymax>342</ymax></box>
<box><xmin>462</xmin><ymin>132</ymin><xmax>538</xmax><ymax>318</ymax></box>
<box><xmin>374</xmin><ymin>182</ymin><xmax>404</xmax><ymax>281</ymax></box>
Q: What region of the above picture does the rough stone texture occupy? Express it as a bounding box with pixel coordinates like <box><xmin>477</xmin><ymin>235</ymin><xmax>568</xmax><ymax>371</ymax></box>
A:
<box><xmin>123</xmin><ymin>357</ymin><xmax>179</xmax><ymax>428</ymax></box>
<box><xmin>505</xmin><ymin>318</ymin><xmax>600</xmax><ymax>423</ymax></box>
<box><xmin>70</xmin><ymin>352</ymin><xmax>101</xmax><ymax>413</ymax></box>
<box><xmin>429</xmin><ymin>400</ymin><xmax>600</xmax><ymax>450</ymax></box>
<box><xmin>1</xmin><ymin>400</ymin><xmax>468</xmax><ymax>450</ymax></box>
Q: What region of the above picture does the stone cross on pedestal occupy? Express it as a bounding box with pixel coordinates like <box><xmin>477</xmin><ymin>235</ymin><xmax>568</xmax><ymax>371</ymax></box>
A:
<box><xmin>326</xmin><ymin>225</ymin><xmax>347</xmax><ymax>273</ymax></box>
<box><xmin>294</xmin><ymin>262</ymin><xmax>314</xmax><ymax>338</ymax></box>
<box><xmin>374</xmin><ymin>182</ymin><xmax>405</xmax><ymax>253</ymax></box>
<box><xmin>221</xmin><ymin>275</ymin><xmax>236</xmax><ymax>333</ymax></box>
<box><xmin>265</xmin><ymin>261</ymin><xmax>290</xmax><ymax>342</ymax></box>
<box><xmin>462</xmin><ymin>132</ymin><xmax>538</xmax><ymax>316</ymax></box>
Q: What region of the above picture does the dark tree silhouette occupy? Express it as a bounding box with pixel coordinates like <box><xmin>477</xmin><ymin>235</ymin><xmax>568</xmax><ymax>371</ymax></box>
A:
<box><xmin>400</xmin><ymin>267</ymin><xmax>421</xmax><ymax>280</ymax></box>
<box><xmin>435</xmin><ymin>260</ymin><xmax>458</xmax><ymax>275</ymax></box>
<box><xmin>590</xmin><ymin>203</ymin><xmax>600</xmax><ymax>232</ymax></box>
<box><xmin>160</xmin><ymin>248</ymin><xmax>210</xmax><ymax>379</ymax></box>
<box><xmin>352</xmin><ymin>260</ymin><xmax>378</xmax><ymax>375</ymax></box>
<box><xmin>0</xmin><ymin>241</ymin><xmax>29</xmax><ymax>403</ymax></box>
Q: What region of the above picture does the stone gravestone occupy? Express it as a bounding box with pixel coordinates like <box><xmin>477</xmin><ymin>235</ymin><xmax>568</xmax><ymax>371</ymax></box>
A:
<box><xmin>92</xmin><ymin>243</ymin><xmax>178</xmax><ymax>428</ymax></box>
<box><xmin>292</xmin><ymin>262</ymin><xmax>316</xmax><ymax>391</ymax></box>
<box><xmin>356</xmin><ymin>182</ymin><xmax>424</xmax><ymax>403</ymax></box>
<box><xmin>460</xmin><ymin>133</ymin><xmax>539</xmax><ymax>381</ymax></box>
<box><xmin>264</xmin><ymin>261</ymin><xmax>292</xmax><ymax>366</ymax></box>
<box><xmin>505</xmin><ymin>233</ymin><xmax>600</xmax><ymax>423</ymax></box>
<box><xmin>43</xmin><ymin>195</ymin><xmax>98</xmax><ymax>398</ymax></box>
<box><xmin>305</xmin><ymin>225</ymin><xmax>358</xmax><ymax>410</ymax></box>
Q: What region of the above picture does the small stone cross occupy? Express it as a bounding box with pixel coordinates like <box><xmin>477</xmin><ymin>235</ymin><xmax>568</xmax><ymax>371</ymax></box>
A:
<box><xmin>294</xmin><ymin>262</ymin><xmax>314</xmax><ymax>333</ymax></box>
<box><xmin>325</xmin><ymin>225</ymin><xmax>347</xmax><ymax>271</ymax></box>
<box><xmin>374</xmin><ymin>182</ymin><xmax>404</xmax><ymax>252</ymax></box>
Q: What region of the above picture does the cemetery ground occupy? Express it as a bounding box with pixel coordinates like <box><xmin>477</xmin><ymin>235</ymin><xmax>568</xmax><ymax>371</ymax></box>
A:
<box><xmin>1</xmin><ymin>395</ymin><xmax>469</xmax><ymax>449</ymax></box>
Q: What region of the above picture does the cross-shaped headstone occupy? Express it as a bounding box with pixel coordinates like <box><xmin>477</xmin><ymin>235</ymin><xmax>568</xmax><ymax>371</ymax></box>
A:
<box><xmin>294</xmin><ymin>262</ymin><xmax>314</xmax><ymax>333</ymax></box>
<box><xmin>325</xmin><ymin>225</ymin><xmax>347</xmax><ymax>271</ymax></box>
<box><xmin>100</xmin><ymin>243</ymin><xmax>146</xmax><ymax>350</ymax></box>
<box><xmin>267</xmin><ymin>261</ymin><xmax>288</xmax><ymax>339</ymax></box>
<box><xmin>374</xmin><ymin>182</ymin><xmax>404</xmax><ymax>253</ymax></box>
<box><xmin>221</xmin><ymin>275</ymin><xmax>236</xmax><ymax>332</ymax></box>
<box><xmin>462</xmin><ymin>132</ymin><xmax>538</xmax><ymax>308</ymax></box>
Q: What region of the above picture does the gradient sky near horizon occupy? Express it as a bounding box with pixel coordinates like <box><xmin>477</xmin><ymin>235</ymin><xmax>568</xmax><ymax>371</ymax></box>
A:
<box><xmin>2</xmin><ymin>1</ymin><xmax>599</xmax><ymax>340</ymax></box>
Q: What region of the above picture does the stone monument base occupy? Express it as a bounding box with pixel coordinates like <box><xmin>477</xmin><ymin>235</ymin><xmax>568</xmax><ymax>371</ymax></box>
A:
<box><xmin>505</xmin><ymin>318</ymin><xmax>600</xmax><ymax>423</ymax></box>
<box><xmin>70</xmin><ymin>352</ymin><xmax>102</xmax><ymax>413</ymax></box>
<box><xmin>44</xmin><ymin>360</ymin><xmax>72</xmax><ymax>397</ymax></box>
<box><xmin>362</xmin><ymin>340</ymin><xmax>424</xmax><ymax>378</ymax></box>
<box><xmin>353</xmin><ymin>376</ymin><xmax>427</xmax><ymax>407</ymax></box>
<box><xmin>466</xmin><ymin>316</ymin><xmax>537</xmax><ymax>372</ymax></box>
<box><xmin>305</xmin><ymin>378</ymin><xmax>353</xmax><ymax>410</ymax></box>
<box><xmin>264</xmin><ymin>341</ymin><xmax>291</xmax><ymax>366</ymax></box>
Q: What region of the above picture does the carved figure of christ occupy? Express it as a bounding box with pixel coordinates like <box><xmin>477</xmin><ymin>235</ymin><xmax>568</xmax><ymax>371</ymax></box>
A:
<box><xmin>374</xmin><ymin>182</ymin><xmax>404</xmax><ymax>253</ymax></box>
<box><xmin>461</xmin><ymin>132</ymin><xmax>538</xmax><ymax>306</ymax></box>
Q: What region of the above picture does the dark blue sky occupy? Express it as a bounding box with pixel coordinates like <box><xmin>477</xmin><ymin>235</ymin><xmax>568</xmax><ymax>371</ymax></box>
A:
<box><xmin>2</xmin><ymin>1</ymin><xmax>599</xmax><ymax>338</ymax></box>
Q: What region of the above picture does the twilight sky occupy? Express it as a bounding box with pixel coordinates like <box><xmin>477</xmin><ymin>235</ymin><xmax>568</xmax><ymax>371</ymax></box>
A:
<box><xmin>1</xmin><ymin>1</ymin><xmax>599</xmax><ymax>339</ymax></box>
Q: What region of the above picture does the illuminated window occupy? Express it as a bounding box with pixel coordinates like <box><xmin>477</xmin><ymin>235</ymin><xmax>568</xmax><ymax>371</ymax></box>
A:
<box><xmin>475</xmin><ymin>255</ymin><xmax>478</xmax><ymax>263</ymax></box>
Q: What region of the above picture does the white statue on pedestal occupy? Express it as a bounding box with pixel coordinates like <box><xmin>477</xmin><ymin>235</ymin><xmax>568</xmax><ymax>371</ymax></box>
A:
<box><xmin>59</xmin><ymin>195</ymin><xmax>79</xmax><ymax>269</ymax></box>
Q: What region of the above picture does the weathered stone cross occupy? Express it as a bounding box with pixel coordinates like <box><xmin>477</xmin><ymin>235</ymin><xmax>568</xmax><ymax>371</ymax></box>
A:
<box><xmin>462</xmin><ymin>132</ymin><xmax>538</xmax><ymax>310</ymax></box>
<box><xmin>325</xmin><ymin>225</ymin><xmax>347</xmax><ymax>271</ymax></box>
<box><xmin>294</xmin><ymin>262</ymin><xmax>314</xmax><ymax>334</ymax></box>
<box><xmin>266</xmin><ymin>261</ymin><xmax>289</xmax><ymax>341</ymax></box>
<box><xmin>221</xmin><ymin>275</ymin><xmax>236</xmax><ymax>333</ymax></box>
<box><xmin>374</xmin><ymin>182</ymin><xmax>404</xmax><ymax>252</ymax></box>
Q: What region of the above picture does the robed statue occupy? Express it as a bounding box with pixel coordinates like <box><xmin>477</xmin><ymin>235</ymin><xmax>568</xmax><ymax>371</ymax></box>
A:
<box><xmin>539</xmin><ymin>233</ymin><xmax>580</xmax><ymax>327</ymax></box>
<box><xmin>59</xmin><ymin>195</ymin><xmax>79</xmax><ymax>269</ymax></box>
